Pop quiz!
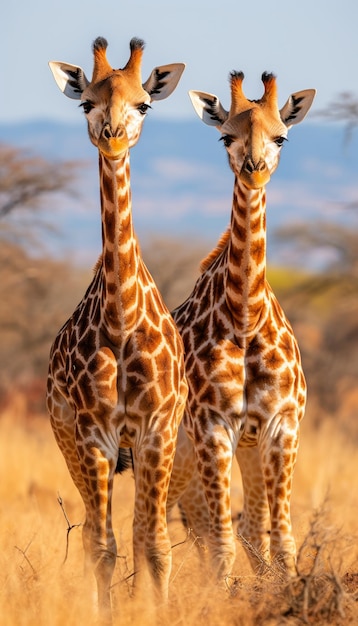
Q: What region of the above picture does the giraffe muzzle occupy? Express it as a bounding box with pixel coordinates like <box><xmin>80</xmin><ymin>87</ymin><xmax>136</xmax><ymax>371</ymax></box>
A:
<box><xmin>240</xmin><ymin>156</ymin><xmax>270</xmax><ymax>189</ymax></box>
<box><xmin>99</xmin><ymin>124</ymin><xmax>129</xmax><ymax>159</ymax></box>
<box><xmin>102</xmin><ymin>123</ymin><xmax>126</xmax><ymax>140</ymax></box>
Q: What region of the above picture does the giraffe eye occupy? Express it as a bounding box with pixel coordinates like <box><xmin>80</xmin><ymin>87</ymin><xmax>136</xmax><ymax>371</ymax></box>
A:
<box><xmin>80</xmin><ymin>101</ymin><xmax>94</xmax><ymax>115</ymax></box>
<box><xmin>221</xmin><ymin>135</ymin><xmax>234</xmax><ymax>148</ymax></box>
<box><xmin>274</xmin><ymin>136</ymin><xmax>287</xmax><ymax>147</ymax></box>
<box><xmin>138</xmin><ymin>103</ymin><xmax>151</xmax><ymax>115</ymax></box>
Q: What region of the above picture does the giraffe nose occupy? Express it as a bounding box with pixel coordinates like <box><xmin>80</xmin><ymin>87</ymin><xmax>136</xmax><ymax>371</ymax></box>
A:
<box><xmin>243</xmin><ymin>155</ymin><xmax>267</xmax><ymax>173</ymax></box>
<box><xmin>102</xmin><ymin>123</ymin><xmax>126</xmax><ymax>140</ymax></box>
<box><xmin>240</xmin><ymin>154</ymin><xmax>271</xmax><ymax>188</ymax></box>
<box><xmin>99</xmin><ymin>123</ymin><xmax>129</xmax><ymax>158</ymax></box>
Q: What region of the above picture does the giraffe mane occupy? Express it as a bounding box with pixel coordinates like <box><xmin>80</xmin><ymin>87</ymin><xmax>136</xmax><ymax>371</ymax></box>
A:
<box><xmin>200</xmin><ymin>228</ymin><xmax>230</xmax><ymax>273</ymax></box>
<box><xmin>93</xmin><ymin>254</ymin><xmax>103</xmax><ymax>274</ymax></box>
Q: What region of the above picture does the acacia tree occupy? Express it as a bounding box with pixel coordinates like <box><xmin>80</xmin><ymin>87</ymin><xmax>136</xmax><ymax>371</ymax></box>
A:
<box><xmin>315</xmin><ymin>90</ymin><xmax>358</xmax><ymax>144</ymax></box>
<box><xmin>0</xmin><ymin>143</ymin><xmax>82</xmax><ymax>247</ymax></box>
<box><xmin>0</xmin><ymin>143</ymin><xmax>86</xmax><ymax>408</ymax></box>
<box><xmin>0</xmin><ymin>145</ymin><xmax>72</xmax><ymax>215</ymax></box>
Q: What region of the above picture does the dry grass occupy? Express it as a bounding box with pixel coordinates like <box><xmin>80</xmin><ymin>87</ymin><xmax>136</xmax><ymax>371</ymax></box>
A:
<box><xmin>0</xmin><ymin>403</ymin><xmax>357</xmax><ymax>625</ymax></box>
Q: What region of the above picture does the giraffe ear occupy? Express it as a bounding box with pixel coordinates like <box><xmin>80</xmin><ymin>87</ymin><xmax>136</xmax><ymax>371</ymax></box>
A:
<box><xmin>280</xmin><ymin>89</ymin><xmax>316</xmax><ymax>128</ymax></box>
<box><xmin>143</xmin><ymin>63</ymin><xmax>185</xmax><ymax>101</ymax></box>
<box><xmin>189</xmin><ymin>90</ymin><xmax>229</xmax><ymax>127</ymax></box>
<box><xmin>48</xmin><ymin>61</ymin><xmax>90</xmax><ymax>100</ymax></box>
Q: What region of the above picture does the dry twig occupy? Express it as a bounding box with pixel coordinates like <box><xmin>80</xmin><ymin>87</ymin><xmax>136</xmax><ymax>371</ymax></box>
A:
<box><xmin>14</xmin><ymin>537</ymin><xmax>38</xmax><ymax>580</ymax></box>
<box><xmin>57</xmin><ymin>493</ymin><xmax>82</xmax><ymax>564</ymax></box>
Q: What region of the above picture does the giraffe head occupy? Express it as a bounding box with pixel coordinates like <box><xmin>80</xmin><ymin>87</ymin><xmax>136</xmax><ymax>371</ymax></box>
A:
<box><xmin>189</xmin><ymin>72</ymin><xmax>315</xmax><ymax>189</ymax></box>
<box><xmin>49</xmin><ymin>37</ymin><xmax>185</xmax><ymax>159</ymax></box>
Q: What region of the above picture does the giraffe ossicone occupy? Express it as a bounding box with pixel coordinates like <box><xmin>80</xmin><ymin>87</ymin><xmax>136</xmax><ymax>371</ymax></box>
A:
<box><xmin>47</xmin><ymin>37</ymin><xmax>187</xmax><ymax>624</ymax></box>
<box><xmin>167</xmin><ymin>71</ymin><xmax>315</xmax><ymax>582</ymax></box>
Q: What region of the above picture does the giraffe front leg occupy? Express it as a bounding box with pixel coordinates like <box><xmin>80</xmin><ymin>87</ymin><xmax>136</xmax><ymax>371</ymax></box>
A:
<box><xmin>166</xmin><ymin>423</ymin><xmax>195</xmax><ymax>519</ymax></box>
<box><xmin>168</xmin><ymin>423</ymin><xmax>210</xmax><ymax>551</ymax></box>
<box><xmin>177</xmin><ymin>474</ymin><xmax>211</xmax><ymax>551</ymax></box>
<box><xmin>48</xmin><ymin>393</ymin><xmax>97</xmax><ymax>579</ymax></box>
<box><xmin>195</xmin><ymin>425</ymin><xmax>236</xmax><ymax>581</ymax></box>
<box><xmin>132</xmin><ymin>428</ymin><xmax>175</xmax><ymax>605</ymax></box>
<box><xmin>262</xmin><ymin>411</ymin><xmax>300</xmax><ymax>577</ymax></box>
<box><xmin>77</xmin><ymin>436</ymin><xmax>118</xmax><ymax>625</ymax></box>
<box><xmin>235</xmin><ymin>446</ymin><xmax>271</xmax><ymax>574</ymax></box>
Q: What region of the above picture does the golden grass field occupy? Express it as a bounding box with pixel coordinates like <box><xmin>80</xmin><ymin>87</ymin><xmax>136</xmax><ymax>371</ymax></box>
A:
<box><xmin>0</xmin><ymin>398</ymin><xmax>357</xmax><ymax>626</ymax></box>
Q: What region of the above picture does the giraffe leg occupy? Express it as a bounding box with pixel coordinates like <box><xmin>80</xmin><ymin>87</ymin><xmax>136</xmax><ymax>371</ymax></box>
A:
<box><xmin>132</xmin><ymin>427</ymin><xmax>176</xmax><ymax>604</ymax></box>
<box><xmin>75</xmin><ymin>431</ymin><xmax>118</xmax><ymax>624</ymax></box>
<box><xmin>261</xmin><ymin>411</ymin><xmax>300</xmax><ymax>576</ymax></box>
<box><xmin>235</xmin><ymin>447</ymin><xmax>271</xmax><ymax>573</ymax></box>
<box><xmin>48</xmin><ymin>392</ymin><xmax>91</xmax><ymax>512</ymax></box>
<box><xmin>167</xmin><ymin>425</ymin><xmax>210</xmax><ymax>543</ymax></box>
<box><xmin>176</xmin><ymin>475</ymin><xmax>210</xmax><ymax>547</ymax></box>
<box><xmin>194</xmin><ymin>424</ymin><xmax>236</xmax><ymax>580</ymax></box>
<box><xmin>49</xmin><ymin>397</ymin><xmax>93</xmax><ymax>577</ymax></box>
<box><xmin>48</xmin><ymin>396</ymin><xmax>116</xmax><ymax>622</ymax></box>
<box><xmin>167</xmin><ymin>424</ymin><xmax>196</xmax><ymax>515</ymax></box>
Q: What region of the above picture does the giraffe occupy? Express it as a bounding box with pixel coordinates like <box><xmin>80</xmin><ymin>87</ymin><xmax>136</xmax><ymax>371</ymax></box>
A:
<box><xmin>46</xmin><ymin>37</ymin><xmax>187</xmax><ymax>623</ymax></box>
<box><xmin>167</xmin><ymin>71</ymin><xmax>315</xmax><ymax>582</ymax></box>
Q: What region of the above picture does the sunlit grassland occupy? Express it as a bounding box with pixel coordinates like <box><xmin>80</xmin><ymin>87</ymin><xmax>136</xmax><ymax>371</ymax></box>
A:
<box><xmin>0</xmin><ymin>402</ymin><xmax>357</xmax><ymax>625</ymax></box>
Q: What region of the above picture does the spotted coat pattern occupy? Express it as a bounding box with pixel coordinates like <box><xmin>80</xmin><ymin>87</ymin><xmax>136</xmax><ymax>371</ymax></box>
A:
<box><xmin>167</xmin><ymin>72</ymin><xmax>315</xmax><ymax>581</ymax></box>
<box><xmin>47</xmin><ymin>37</ymin><xmax>186</xmax><ymax>623</ymax></box>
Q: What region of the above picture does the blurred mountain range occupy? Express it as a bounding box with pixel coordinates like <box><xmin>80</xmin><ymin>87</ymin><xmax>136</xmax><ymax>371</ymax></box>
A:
<box><xmin>0</xmin><ymin>118</ymin><xmax>357</xmax><ymax>268</ymax></box>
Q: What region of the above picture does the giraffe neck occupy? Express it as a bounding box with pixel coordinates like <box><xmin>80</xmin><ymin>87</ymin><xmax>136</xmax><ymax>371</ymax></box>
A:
<box><xmin>225</xmin><ymin>178</ymin><xmax>269</xmax><ymax>337</ymax></box>
<box><xmin>98</xmin><ymin>151</ymin><xmax>140</xmax><ymax>340</ymax></box>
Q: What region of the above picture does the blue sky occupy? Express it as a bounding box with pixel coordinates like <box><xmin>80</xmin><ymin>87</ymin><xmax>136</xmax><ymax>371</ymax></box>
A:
<box><xmin>2</xmin><ymin>0</ymin><xmax>358</xmax><ymax>124</ymax></box>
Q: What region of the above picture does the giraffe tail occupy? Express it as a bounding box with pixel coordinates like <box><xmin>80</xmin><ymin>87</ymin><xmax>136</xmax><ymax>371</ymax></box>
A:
<box><xmin>115</xmin><ymin>448</ymin><xmax>134</xmax><ymax>474</ymax></box>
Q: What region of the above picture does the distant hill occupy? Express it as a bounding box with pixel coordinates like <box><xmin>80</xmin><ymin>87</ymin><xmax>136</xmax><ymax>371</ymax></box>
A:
<box><xmin>0</xmin><ymin>118</ymin><xmax>356</xmax><ymax>268</ymax></box>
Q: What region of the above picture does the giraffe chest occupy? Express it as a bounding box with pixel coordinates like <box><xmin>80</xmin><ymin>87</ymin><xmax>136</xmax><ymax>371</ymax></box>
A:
<box><xmin>178</xmin><ymin>309</ymin><xmax>305</xmax><ymax>432</ymax></box>
<box><xmin>182</xmin><ymin>332</ymin><xmax>246</xmax><ymax>418</ymax></box>
<box><xmin>61</xmin><ymin>314</ymin><xmax>182</xmax><ymax>421</ymax></box>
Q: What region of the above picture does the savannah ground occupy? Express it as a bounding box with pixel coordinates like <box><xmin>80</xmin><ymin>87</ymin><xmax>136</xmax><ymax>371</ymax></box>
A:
<box><xmin>1</xmin><ymin>239</ymin><xmax>357</xmax><ymax>625</ymax></box>
<box><xmin>0</xmin><ymin>398</ymin><xmax>357</xmax><ymax>626</ymax></box>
